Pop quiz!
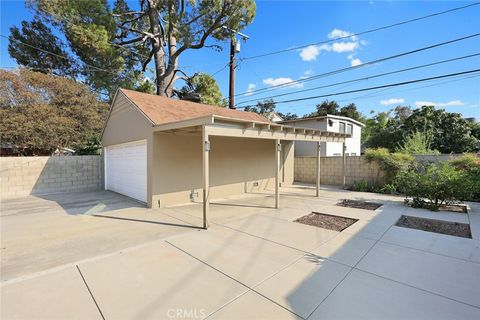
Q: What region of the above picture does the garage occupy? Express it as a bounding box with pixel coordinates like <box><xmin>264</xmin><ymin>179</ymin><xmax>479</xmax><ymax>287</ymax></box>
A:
<box><xmin>104</xmin><ymin>140</ymin><xmax>147</xmax><ymax>203</ymax></box>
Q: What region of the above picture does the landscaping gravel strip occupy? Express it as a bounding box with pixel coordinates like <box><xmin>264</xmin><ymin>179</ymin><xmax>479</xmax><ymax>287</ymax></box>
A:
<box><xmin>395</xmin><ymin>215</ymin><xmax>472</xmax><ymax>239</ymax></box>
<box><xmin>294</xmin><ymin>212</ymin><xmax>358</xmax><ymax>232</ymax></box>
<box><xmin>337</xmin><ymin>199</ymin><xmax>383</xmax><ymax>211</ymax></box>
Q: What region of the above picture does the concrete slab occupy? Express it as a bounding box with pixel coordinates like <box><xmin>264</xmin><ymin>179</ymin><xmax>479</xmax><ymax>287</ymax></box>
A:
<box><xmin>381</xmin><ymin>226</ymin><xmax>480</xmax><ymax>263</ymax></box>
<box><xmin>78</xmin><ymin>241</ymin><xmax>248</xmax><ymax>319</ymax></box>
<box><xmin>341</xmin><ymin>219</ymin><xmax>392</xmax><ymax>240</ymax></box>
<box><xmin>207</xmin><ymin>291</ymin><xmax>301</xmax><ymax>320</ymax></box>
<box><xmin>467</xmin><ymin>202</ymin><xmax>480</xmax><ymax>240</ymax></box>
<box><xmin>357</xmin><ymin>242</ymin><xmax>480</xmax><ymax>307</ymax></box>
<box><xmin>309</xmin><ymin>269</ymin><xmax>480</xmax><ymax>320</ymax></box>
<box><xmin>254</xmin><ymin>255</ymin><xmax>351</xmax><ymax>319</ymax></box>
<box><xmin>1</xmin><ymin>267</ymin><xmax>102</xmax><ymax>320</ymax></box>
<box><xmin>167</xmin><ymin>225</ymin><xmax>304</xmax><ymax>287</ymax></box>
<box><xmin>224</xmin><ymin>214</ymin><xmax>339</xmax><ymax>252</ymax></box>
<box><xmin>1</xmin><ymin>206</ymin><xmax>196</xmax><ymax>281</ymax></box>
<box><xmin>310</xmin><ymin>232</ymin><xmax>377</xmax><ymax>267</ymax></box>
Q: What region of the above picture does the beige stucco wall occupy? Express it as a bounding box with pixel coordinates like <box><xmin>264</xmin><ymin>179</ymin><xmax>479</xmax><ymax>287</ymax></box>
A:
<box><xmin>295</xmin><ymin>156</ymin><xmax>384</xmax><ymax>186</ymax></box>
<box><xmin>101</xmin><ymin>91</ymin><xmax>152</xmax><ymax>147</ymax></box>
<box><xmin>0</xmin><ymin>156</ymin><xmax>102</xmax><ymax>199</ymax></box>
<box><xmin>151</xmin><ymin>134</ymin><xmax>294</xmax><ymax>207</ymax></box>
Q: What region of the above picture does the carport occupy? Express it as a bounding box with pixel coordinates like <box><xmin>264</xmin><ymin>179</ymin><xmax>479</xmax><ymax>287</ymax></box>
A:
<box><xmin>154</xmin><ymin>114</ymin><xmax>349</xmax><ymax>229</ymax></box>
<box><xmin>102</xmin><ymin>89</ymin><xmax>350</xmax><ymax>229</ymax></box>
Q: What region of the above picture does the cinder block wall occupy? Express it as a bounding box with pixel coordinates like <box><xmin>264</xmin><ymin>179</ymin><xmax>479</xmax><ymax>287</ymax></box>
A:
<box><xmin>0</xmin><ymin>156</ymin><xmax>102</xmax><ymax>199</ymax></box>
<box><xmin>295</xmin><ymin>156</ymin><xmax>385</xmax><ymax>186</ymax></box>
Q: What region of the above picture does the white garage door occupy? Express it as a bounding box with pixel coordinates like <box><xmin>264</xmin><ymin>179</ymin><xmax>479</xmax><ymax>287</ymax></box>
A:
<box><xmin>105</xmin><ymin>140</ymin><xmax>147</xmax><ymax>202</ymax></box>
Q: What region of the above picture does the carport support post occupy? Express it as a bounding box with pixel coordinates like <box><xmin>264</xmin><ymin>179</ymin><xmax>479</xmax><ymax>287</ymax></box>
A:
<box><xmin>275</xmin><ymin>139</ymin><xmax>281</xmax><ymax>209</ymax></box>
<box><xmin>202</xmin><ymin>126</ymin><xmax>210</xmax><ymax>229</ymax></box>
<box><xmin>342</xmin><ymin>142</ymin><xmax>346</xmax><ymax>188</ymax></box>
<box><xmin>316</xmin><ymin>141</ymin><xmax>321</xmax><ymax>197</ymax></box>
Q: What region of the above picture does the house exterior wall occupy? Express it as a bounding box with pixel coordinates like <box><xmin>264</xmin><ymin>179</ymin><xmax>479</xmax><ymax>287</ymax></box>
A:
<box><xmin>286</xmin><ymin>117</ymin><xmax>362</xmax><ymax>157</ymax></box>
<box><xmin>101</xmin><ymin>91</ymin><xmax>153</xmax><ymax>147</ymax></box>
<box><xmin>150</xmin><ymin>134</ymin><xmax>294</xmax><ymax>208</ymax></box>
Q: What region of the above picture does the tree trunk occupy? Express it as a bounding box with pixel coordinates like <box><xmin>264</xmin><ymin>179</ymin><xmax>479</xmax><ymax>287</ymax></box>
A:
<box><xmin>147</xmin><ymin>0</ymin><xmax>166</xmax><ymax>96</ymax></box>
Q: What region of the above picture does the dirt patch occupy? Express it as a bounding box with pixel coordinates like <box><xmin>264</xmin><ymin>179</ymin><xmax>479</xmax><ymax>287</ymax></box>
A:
<box><xmin>439</xmin><ymin>204</ymin><xmax>468</xmax><ymax>214</ymax></box>
<box><xmin>294</xmin><ymin>212</ymin><xmax>358</xmax><ymax>232</ymax></box>
<box><xmin>337</xmin><ymin>199</ymin><xmax>382</xmax><ymax>211</ymax></box>
<box><xmin>395</xmin><ymin>215</ymin><xmax>471</xmax><ymax>239</ymax></box>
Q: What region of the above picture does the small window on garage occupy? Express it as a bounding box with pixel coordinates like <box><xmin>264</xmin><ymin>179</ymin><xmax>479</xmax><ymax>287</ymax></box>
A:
<box><xmin>350</xmin><ymin>152</ymin><xmax>357</xmax><ymax>156</ymax></box>
<box><xmin>333</xmin><ymin>153</ymin><xmax>341</xmax><ymax>156</ymax></box>
<box><xmin>347</xmin><ymin>124</ymin><xmax>353</xmax><ymax>135</ymax></box>
<box><xmin>339</xmin><ymin>122</ymin><xmax>346</xmax><ymax>133</ymax></box>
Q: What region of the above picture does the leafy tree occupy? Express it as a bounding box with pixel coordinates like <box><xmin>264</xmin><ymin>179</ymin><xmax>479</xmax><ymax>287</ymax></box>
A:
<box><xmin>306</xmin><ymin>100</ymin><xmax>365</xmax><ymax>122</ymax></box>
<box><xmin>403</xmin><ymin>106</ymin><xmax>478</xmax><ymax>153</ymax></box>
<box><xmin>244</xmin><ymin>99</ymin><xmax>298</xmax><ymax>121</ymax></box>
<box><xmin>178</xmin><ymin>73</ymin><xmax>225</xmax><ymax>106</ymax></box>
<box><xmin>112</xmin><ymin>0</ymin><xmax>256</xmax><ymax>96</ymax></box>
<box><xmin>0</xmin><ymin>69</ymin><xmax>108</xmax><ymax>155</ymax></box>
<box><xmin>278</xmin><ymin>112</ymin><xmax>298</xmax><ymax>121</ymax></box>
<box><xmin>8</xmin><ymin>19</ymin><xmax>77</xmax><ymax>78</ymax></box>
<box><xmin>397</xmin><ymin>131</ymin><xmax>439</xmax><ymax>155</ymax></box>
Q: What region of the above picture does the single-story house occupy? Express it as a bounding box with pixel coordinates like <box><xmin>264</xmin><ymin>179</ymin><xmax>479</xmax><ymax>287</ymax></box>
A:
<box><xmin>101</xmin><ymin>89</ymin><xmax>350</xmax><ymax>228</ymax></box>
<box><xmin>279</xmin><ymin>114</ymin><xmax>365</xmax><ymax>157</ymax></box>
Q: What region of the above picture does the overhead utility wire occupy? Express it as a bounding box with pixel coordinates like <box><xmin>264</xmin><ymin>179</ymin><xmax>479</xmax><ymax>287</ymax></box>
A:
<box><xmin>235</xmin><ymin>53</ymin><xmax>480</xmax><ymax>104</ymax></box>
<box><xmin>234</xmin><ymin>33</ymin><xmax>480</xmax><ymax>97</ymax></box>
<box><xmin>242</xmin><ymin>2</ymin><xmax>480</xmax><ymax>61</ymax></box>
<box><xmin>0</xmin><ymin>34</ymin><xmax>118</xmax><ymax>75</ymax></box>
<box><xmin>236</xmin><ymin>69</ymin><xmax>480</xmax><ymax>108</ymax></box>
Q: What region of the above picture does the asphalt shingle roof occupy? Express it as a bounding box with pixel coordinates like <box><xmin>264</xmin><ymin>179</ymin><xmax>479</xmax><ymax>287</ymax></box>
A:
<box><xmin>120</xmin><ymin>88</ymin><xmax>269</xmax><ymax>125</ymax></box>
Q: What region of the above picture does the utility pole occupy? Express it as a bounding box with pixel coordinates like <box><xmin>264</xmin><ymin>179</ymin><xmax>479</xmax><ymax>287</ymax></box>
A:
<box><xmin>223</xmin><ymin>26</ymin><xmax>249</xmax><ymax>109</ymax></box>
<box><xmin>229</xmin><ymin>37</ymin><xmax>236</xmax><ymax>109</ymax></box>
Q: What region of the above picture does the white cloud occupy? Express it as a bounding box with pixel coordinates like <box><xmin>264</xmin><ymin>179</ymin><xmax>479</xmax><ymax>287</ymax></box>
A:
<box><xmin>262</xmin><ymin>77</ymin><xmax>303</xmax><ymax>88</ymax></box>
<box><xmin>328</xmin><ymin>29</ymin><xmax>357</xmax><ymax>41</ymax></box>
<box><xmin>299</xmin><ymin>29</ymin><xmax>363</xmax><ymax>62</ymax></box>
<box><xmin>299</xmin><ymin>45</ymin><xmax>321</xmax><ymax>61</ymax></box>
<box><xmin>245</xmin><ymin>83</ymin><xmax>256</xmax><ymax>96</ymax></box>
<box><xmin>415</xmin><ymin>100</ymin><xmax>465</xmax><ymax>107</ymax></box>
<box><xmin>381</xmin><ymin>98</ymin><xmax>405</xmax><ymax>105</ymax></box>
<box><xmin>332</xmin><ymin>41</ymin><xmax>359</xmax><ymax>53</ymax></box>
<box><xmin>347</xmin><ymin>54</ymin><xmax>362</xmax><ymax>66</ymax></box>
<box><xmin>303</xmin><ymin>69</ymin><xmax>313</xmax><ymax>76</ymax></box>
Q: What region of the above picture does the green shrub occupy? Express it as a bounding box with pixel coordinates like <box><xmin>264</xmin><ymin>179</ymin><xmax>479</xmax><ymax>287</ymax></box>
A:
<box><xmin>450</xmin><ymin>154</ymin><xmax>480</xmax><ymax>201</ymax></box>
<box><xmin>396</xmin><ymin>131</ymin><xmax>439</xmax><ymax>155</ymax></box>
<box><xmin>349</xmin><ymin>179</ymin><xmax>396</xmax><ymax>194</ymax></box>
<box><xmin>364</xmin><ymin>148</ymin><xmax>415</xmax><ymax>182</ymax></box>
<box><xmin>396</xmin><ymin>162</ymin><xmax>471</xmax><ymax>210</ymax></box>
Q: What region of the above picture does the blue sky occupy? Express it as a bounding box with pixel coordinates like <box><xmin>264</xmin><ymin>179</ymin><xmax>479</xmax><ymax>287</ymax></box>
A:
<box><xmin>1</xmin><ymin>0</ymin><xmax>479</xmax><ymax>118</ymax></box>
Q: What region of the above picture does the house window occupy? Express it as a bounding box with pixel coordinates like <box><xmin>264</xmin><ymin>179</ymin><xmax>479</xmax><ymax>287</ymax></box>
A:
<box><xmin>350</xmin><ymin>152</ymin><xmax>357</xmax><ymax>156</ymax></box>
<box><xmin>339</xmin><ymin>122</ymin><xmax>346</xmax><ymax>133</ymax></box>
<box><xmin>333</xmin><ymin>153</ymin><xmax>341</xmax><ymax>156</ymax></box>
<box><xmin>347</xmin><ymin>124</ymin><xmax>353</xmax><ymax>135</ymax></box>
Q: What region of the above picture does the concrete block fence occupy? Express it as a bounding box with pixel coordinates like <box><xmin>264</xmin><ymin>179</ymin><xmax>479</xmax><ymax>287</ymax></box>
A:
<box><xmin>0</xmin><ymin>156</ymin><xmax>102</xmax><ymax>199</ymax></box>
<box><xmin>294</xmin><ymin>156</ymin><xmax>385</xmax><ymax>186</ymax></box>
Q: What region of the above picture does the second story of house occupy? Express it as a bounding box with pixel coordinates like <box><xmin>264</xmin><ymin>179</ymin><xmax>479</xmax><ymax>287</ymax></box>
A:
<box><xmin>278</xmin><ymin>114</ymin><xmax>366</xmax><ymax>156</ymax></box>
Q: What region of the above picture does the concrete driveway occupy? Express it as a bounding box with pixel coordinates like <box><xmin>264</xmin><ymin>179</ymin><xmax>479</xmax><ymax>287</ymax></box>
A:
<box><xmin>2</xmin><ymin>187</ymin><xmax>480</xmax><ymax>319</ymax></box>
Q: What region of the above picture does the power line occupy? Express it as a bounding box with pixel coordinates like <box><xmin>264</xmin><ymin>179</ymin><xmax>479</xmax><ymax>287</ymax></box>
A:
<box><xmin>235</xmin><ymin>53</ymin><xmax>480</xmax><ymax>105</ymax></box>
<box><xmin>236</xmin><ymin>69</ymin><xmax>480</xmax><ymax>108</ymax></box>
<box><xmin>234</xmin><ymin>33</ymin><xmax>480</xmax><ymax>98</ymax></box>
<box><xmin>0</xmin><ymin>34</ymin><xmax>119</xmax><ymax>75</ymax></box>
<box><xmin>241</xmin><ymin>2</ymin><xmax>480</xmax><ymax>61</ymax></box>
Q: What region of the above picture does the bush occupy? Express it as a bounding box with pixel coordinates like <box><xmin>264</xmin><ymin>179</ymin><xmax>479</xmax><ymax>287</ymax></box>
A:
<box><xmin>396</xmin><ymin>131</ymin><xmax>439</xmax><ymax>155</ymax></box>
<box><xmin>364</xmin><ymin>148</ymin><xmax>415</xmax><ymax>182</ymax></box>
<box><xmin>396</xmin><ymin>162</ymin><xmax>471</xmax><ymax>210</ymax></box>
<box><xmin>349</xmin><ymin>179</ymin><xmax>396</xmax><ymax>194</ymax></box>
<box><xmin>450</xmin><ymin>154</ymin><xmax>480</xmax><ymax>201</ymax></box>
